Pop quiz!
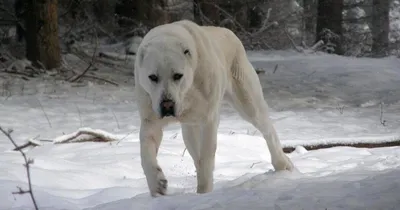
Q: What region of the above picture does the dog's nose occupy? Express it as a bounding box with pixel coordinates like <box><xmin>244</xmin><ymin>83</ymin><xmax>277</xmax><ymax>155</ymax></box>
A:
<box><xmin>160</xmin><ymin>99</ymin><xmax>175</xmax><ymax>117</ymax></box>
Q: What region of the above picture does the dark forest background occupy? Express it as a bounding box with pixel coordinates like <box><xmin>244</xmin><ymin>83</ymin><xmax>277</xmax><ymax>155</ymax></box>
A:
<box><xmin>0</xmin><ymin>0</ymin><xmax>398</xmax><ymax>72</ymax></box>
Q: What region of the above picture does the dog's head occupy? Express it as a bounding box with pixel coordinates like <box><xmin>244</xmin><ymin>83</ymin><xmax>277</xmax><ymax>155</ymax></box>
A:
<box><xmin>135</xmin><ymin>25</ymin><xmax>198</xmax><ymax>118</ymax></box>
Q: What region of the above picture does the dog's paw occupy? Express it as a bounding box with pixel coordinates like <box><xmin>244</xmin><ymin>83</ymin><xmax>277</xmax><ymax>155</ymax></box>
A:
<box><xmin>150</xmin><ymin>167</ymin><xmax>168</xmax><ymax>197</ymax></box>
<box><xmin>272</xmin><ymin>154</ymin><xmax>294</xmax><ymax>171</ymax></box>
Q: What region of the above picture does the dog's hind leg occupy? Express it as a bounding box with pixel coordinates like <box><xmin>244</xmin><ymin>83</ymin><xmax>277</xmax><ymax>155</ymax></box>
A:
<box><xmin>227</xmin><ymin>48</ymin><xmax>294</xmax><ymax>171</ymax></box>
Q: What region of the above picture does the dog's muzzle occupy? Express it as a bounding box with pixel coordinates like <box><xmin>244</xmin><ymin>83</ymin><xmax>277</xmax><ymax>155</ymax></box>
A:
<box><xmin>160</xmin><ymin>99</ymin><xmax>175</xmax><ymax>118</ymax></box>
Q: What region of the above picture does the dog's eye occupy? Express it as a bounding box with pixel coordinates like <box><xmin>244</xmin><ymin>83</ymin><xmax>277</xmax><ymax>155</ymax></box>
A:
<box><xmin>184</xmin><ymin>49</ymin><xmax>190</xmax><ymax>56</ymax></box>
<box><xmin>148</xmin><ymin>74</ymin><xmax>159</xmax><ymax>83</ymax></box>
<box><xmin>173</xmin><ymin>73</ymin><xmax>183</xmax><ymax>81</ymax></box>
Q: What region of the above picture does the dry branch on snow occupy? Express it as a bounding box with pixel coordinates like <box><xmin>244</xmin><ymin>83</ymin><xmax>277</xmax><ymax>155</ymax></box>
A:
<box><xmin>0</xmin><ymin>127</ymin><xmax>39</xmax><ymax>210</ymax></box>
<box><xmin>283</xmin><ymin>140</ymin><xmax>400</xmax><ymax>153</ymax></box>
<box><xmin>52</xmin><ymin>128</ymin><xmax>118</xmax><ymax>144</ymax></box>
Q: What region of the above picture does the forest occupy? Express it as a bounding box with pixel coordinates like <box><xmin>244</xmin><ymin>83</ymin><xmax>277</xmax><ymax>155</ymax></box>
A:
<box><xmin>1</xmin><ymin>1</ymin><xmax>400</xmax><ymax>210</ymax></box>
<box><xmin>0</xmin><ymin>0</ymin><xmax>398</xmax><ymax>72</ymax></box>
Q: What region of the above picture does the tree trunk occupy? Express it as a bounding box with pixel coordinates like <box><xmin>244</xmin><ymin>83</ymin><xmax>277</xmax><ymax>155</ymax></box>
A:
<box><xmin>194</xmin><ymin>0</ymin><xmax>220</xmax><ymax>25</ymax></box>
<box><xmin>316</xmin><ymin>0</ymin><xmax>344</xmax><ymax>55</ymax></box>
<box><xmin>25</xmin><ymin>0</ymin><xmax>61</xmax><ymax>69</ymax></box>
<box><xmin>193</xmin><ymin>0</ymin><xmax>201</xmax><ymax>24</ymax></box>
<box><xmin>135</xmin><ymin>0</ymin><xmax>170</xmax><ymax>27</ymax></box>
<box><xmin>371</xmin><ymin>0</ymin><xmax>389</xmax><ymax>57</ymax></box>
<box><xmin>14</xmin><ymin>0</ymin><xmax>26</xmax><ymax>42</ymax></box>
<box><xmin>303</xmin><ymin>0</ymin><xmax>317</xmax><ymax>46</ymax></box>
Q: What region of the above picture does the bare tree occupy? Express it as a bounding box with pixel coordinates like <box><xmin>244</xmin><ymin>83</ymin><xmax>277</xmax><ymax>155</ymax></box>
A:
<box><xmin>25</xmin><ymin>0</ymin><xmax>61</xmax><ymax>69</ymax></box>
<box><xmin>316</xmin><ymin>0</ymin><xmax>344</xmax><ymax>55</ymax></box>
<box><xmin>371</xmin><ymin>0</ymin><xmax>389</xmax><ymax>57</ymax></box>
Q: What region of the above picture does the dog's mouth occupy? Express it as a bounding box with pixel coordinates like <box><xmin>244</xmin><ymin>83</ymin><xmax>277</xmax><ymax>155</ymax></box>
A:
<box><xmin>160</xmin><ymin>110</ymin><xmax>175</xmax><ymax>118</ymax></box>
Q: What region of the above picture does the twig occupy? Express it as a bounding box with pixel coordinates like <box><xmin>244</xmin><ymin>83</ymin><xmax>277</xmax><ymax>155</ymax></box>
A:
<box><xmin>111</xmin><ymin>109</ymin><xmax>120</xmax><ymax>129</ymax></box>
<box><xmin>380</xmin><ymin>102</ymin><xmax>387</xmax><ymax>126</ymax></box>
<box><xmin>264</xmin><ymin>8</ymin><xmax>272</xmax><ymax>27</ymax></box>
<box><xmin>116</xmin><ymin>130</ymin><xmax>136</xmax><ymax>145</ymax></box>
<box><xmin>170</xmin><ymin>133</ymin><xmax>178</xmax><ymax>139</ymax></box>
<box><xmin>81</xmin><ymin>75</ymin><xmax>119</xmax><ymax>86</ymax></box>
<box><xmin>182</xmin><ymin>148</ymin><xmax>187</xmax><ymax>157</ymax></box>
<box><xmin>75</xmin><ymin>104</ymin><xmax>82</xmax><ymax>127</ymax></box>
<box><xmin>306</xmin><ymin>70</ymin><xmax>316</xmax><ymax>78</ymax></box>
<box><xmin>0</xmin><ymin>127</ymin><xmax>39</xmax><ymax>210</ymax></box>
<box><xmin>36</xmin><ymin>98</ymin><xmax>52</xmax><ymax>128</ymax></box>
<box><xmin>273</xmin><ymin>64</ymin><xmax>279</xmax><ymax>74</ymax></box>
<box><xmin>69</xmin><ymin>27</ymin><xmax>98</xmax><ymax>83</ymax></box>
<box><xmin>250</xmin><ymin>161</ymin><xmax>262</xmax><ymax>168</ymax></box>
<box><xmin>38</xmin><ymin>139</ymin><xmax>53</xmax><ymax>142</ymax></box>
<box><xmin>13</xmin><ymin>135</ymin><xmax>41</xmax><ymax>151</ymax></box>
<box><xmin>336</xmin><ymin>104</ymin><xmax>345</xmax><ymax>114</ymax></box>
<box><xmin>13</xmin><ymin>141</ymin><xmax>40</xmax><ymax>151</ymax></box>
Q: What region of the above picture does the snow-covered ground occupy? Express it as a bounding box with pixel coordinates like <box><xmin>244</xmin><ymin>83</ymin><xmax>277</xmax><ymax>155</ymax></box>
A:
<box><xmin>1</xmin><ymin>50</ymin><xmax>400</xmax><ymax>210</ymax></box>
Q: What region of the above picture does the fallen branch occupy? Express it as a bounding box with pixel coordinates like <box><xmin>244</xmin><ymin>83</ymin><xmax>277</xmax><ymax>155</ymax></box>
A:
<box><xmin>81</xmin><ymin>75</ymin><xmax>119</xmax><ymax>86</ymax></box>
<box><xmin>53</xmin><ymin>128</ymin><xmax>118</xmax><ymax>144</ymax></box>
<box><xmin>13</xmin><ymin>138</ymin><xmax>42</xmax><ymax>151</ymax></box>
<box><xmin>0</xmin><ymin>127</ymin><xmax>39</xmax><ymax>210</ymax></box>
<box><xmin>1</xmin><ymin>59</ymin><xmax>43</xmax><ymax>79</ymax></box>
<box><xmin>283</xmin><ymin>140</ymin><xmax>400</xmax><ymax>153</ymax></box>
<box><xmin>311</xmin><ymin>40</ymin><xmax>325</xmax><ymax>51</ymax></box>
<box><xmin>0</xmin><ymin>71</ymin><xmax>30</xmax><ymax>81</ymax></box>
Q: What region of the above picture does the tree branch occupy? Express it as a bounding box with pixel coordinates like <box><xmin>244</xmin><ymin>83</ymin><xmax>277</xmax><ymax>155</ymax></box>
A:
<box><xmin>0</xmin><ymin>127</ymin><xmax>39</xmax><ymax>210</ymax></box>
<box><xmin>69</xmin><ymin>27</ymin><xmax>98</xmax><ymax>83</ymax></box>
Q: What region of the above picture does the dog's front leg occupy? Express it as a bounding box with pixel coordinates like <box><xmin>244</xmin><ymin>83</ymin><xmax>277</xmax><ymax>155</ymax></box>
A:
<box><xmin>140</xmin><ymin>120</ymin><xmax>167</xmax><ymax>197</ymax></box>
<box><xmin>196</xmin><ymin>116</ymin><xmax>219</xmax><ymax>194</ymax></box>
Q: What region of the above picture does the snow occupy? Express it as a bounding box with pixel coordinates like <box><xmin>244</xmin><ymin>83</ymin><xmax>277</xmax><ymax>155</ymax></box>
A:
<box><xmin>1</xmin><ymin>50</ymin><xmax>400</xmax><ymax>210</ymax></box>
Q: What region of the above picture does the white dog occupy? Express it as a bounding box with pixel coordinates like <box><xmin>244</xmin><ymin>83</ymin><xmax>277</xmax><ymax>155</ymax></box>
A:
<box><xmin>134</xmin><ymin>20</ymin><xmax>294</xmax><ymax>197</ymax></box>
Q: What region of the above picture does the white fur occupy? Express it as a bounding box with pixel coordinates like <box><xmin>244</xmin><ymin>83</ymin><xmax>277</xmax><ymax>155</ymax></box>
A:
<box><xmin>134</xmin><ymin>20</ymin><xmax>295</xmax><ymax>197</ymax></box>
